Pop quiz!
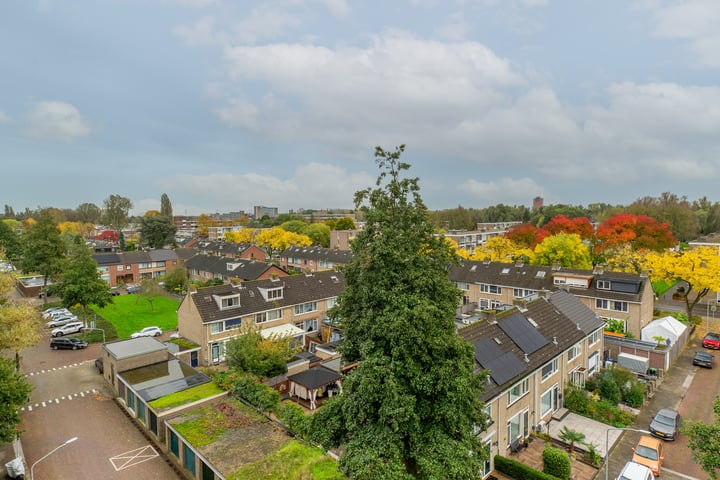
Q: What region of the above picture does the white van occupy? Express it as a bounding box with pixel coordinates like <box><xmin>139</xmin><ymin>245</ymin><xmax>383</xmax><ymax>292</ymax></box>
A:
<box><xmin>616</xmin><ymin>461</ymin><xmax>654</xmax><ymax>480</ymax></box>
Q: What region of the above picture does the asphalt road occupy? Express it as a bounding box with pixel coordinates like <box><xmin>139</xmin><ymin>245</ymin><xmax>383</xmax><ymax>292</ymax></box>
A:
<box><xmin>17</xmin><ymin>328</ymin><xmax>183</xmax><ymax>479</ymax></box>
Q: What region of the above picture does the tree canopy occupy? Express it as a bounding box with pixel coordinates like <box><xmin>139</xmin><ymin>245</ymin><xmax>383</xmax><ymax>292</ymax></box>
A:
<box><xmin>531</xmin><ymin>233</ymin><xmax>592</xmax><ymax>269</ymax></box>
<box><xmin>225</xmin><ymin>328</ymin><xmax>298</xmax><ymax>378</ymax></box>
<box><xmin>682</xmin><ymin>395</ymin><xmax>720</xmax><ymax>479</ymax></box>
<box><xmin>102</xmin><ymin>194</ymin><xmax>133</xmax><ymax>234</ymax></box>
<box><xmin>309</xmin><ymin>145</ymin><xmax>487</xmax><ymax>479</ymax></box>
<box><xmin>20</xmin><ymin>209</ymin><xmax>67</xmax><ymax>302</ymax></box>
<box><xmin>0</xmin><ymin>357</ymin><xmax>33</xmax><ymax>442</ymax></box>
<box><xmin>139</xmin><ymin>215</ymin><xmax>177</xmax><ymax>248</ymax></box>
<box><xmin>160</xmin><ymin>193</ymin><xmax>173</xmax><ymax>218</ymax></box>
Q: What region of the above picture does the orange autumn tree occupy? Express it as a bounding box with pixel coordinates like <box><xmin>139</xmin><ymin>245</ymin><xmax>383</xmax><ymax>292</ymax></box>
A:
<box><xmin>595</xmin><ymin>213</ymin><xmax>676</xmax><ymax>254</ymax></box>
<box><xmin>536</xmin><ymin>215</ymin><xmax>594</xmax><ymax>244</ymax></box>
<box><xmin>505</xmin><ymin>222</ymin><xmax>539</xmax><ymax>248</ymax></box>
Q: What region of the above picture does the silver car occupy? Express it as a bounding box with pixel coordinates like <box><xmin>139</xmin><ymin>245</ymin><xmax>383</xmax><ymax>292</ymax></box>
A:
<box><xmin>649</xmin><ymin>407</ymin><xmax>681</xmax><ymax>441</ymax></box>
<box><xmin>46</xmin><ymin>315</ymin><xmax>79</xmax><ymax>328</ymax></box>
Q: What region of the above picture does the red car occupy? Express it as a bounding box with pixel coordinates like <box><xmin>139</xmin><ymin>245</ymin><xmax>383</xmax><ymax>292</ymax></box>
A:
<box><xmin>703</xmin><ymin>333</ymin><xmax>720</xmax><ymax>349</ymax></box>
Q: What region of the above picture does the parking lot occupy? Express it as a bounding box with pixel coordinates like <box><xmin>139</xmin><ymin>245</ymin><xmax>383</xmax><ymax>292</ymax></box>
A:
<box><xmin>17</xmin><ymin>330</ymin><xmax>183</xmax><ymax>479</ymax></box>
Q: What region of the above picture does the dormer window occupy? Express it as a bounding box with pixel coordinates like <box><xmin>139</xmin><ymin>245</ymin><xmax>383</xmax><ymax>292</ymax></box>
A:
<box><xmin>213</xmin><ymin>293</ymin><xmax>240</xmax><ymax>310</ymax></box>
<box><xmin>258</xmin><ymin>286</ymin><xmax>284</xmax><ymax>301</ymax></box>
<box><xmin>596</xmin><ymin>280</ymin><xmax>610</xmax><ymax>290</ymax></box>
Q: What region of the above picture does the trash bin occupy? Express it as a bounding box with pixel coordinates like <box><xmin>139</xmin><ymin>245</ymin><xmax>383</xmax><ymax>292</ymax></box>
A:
<box><xmin>5</xmin><ymin>456</ymin><xmax>25</xmax><ymax>479</ymax></box>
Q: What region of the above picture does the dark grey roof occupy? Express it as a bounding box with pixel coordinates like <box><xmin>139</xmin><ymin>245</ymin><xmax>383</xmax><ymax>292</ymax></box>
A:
<box><xmin>279</xmin><ymin>245</ymin><xmax>354</xmax><ymax>264</ymax></box>
<box><xmin>148</xmin><ymin>249</ymin><xmax>178</xmax><ymax>261</ymax></box>
<box><xmin>288</xmin><ymin>366</ymin><xmax>341</xmax><ymax>389</ymax></box>
<box><xmin>174</xmin><ymin>248</ymin><xmax>197</xmax><ymax>261</ymax></box>
<box><xmin>459</xmin><ymin>297</ymin><xmax>587</xmax><ymax>401</ymax></box>
<box><xmin>548</xmin><ymin>289</ymin><xmax>606</xmax><ymax>334</ymax></box>
<box><xmin>186</xmin><ymin>270</ymin><xmax>345</xmax><ymax>323</ymax></box>
<box><xmin>93</xmin><ymin>253</ymin><xmax>122</xmax><ymax>265</ymax></box>
<box><xmin>184</xmin><ymin>254</ymin><xmax>285</xmax><ymax>281</ymax></box>
<box><xmin>196</xmin><ymin>241</ymin><xmax>263</xmax><ymax>257</ymax></box>
<box><xmin>119</xmin><ymin>359</ymin><xmax>212</xmax><ymax>402</ymax></box>
<box><xmin>119</xmin><ymin>251</ymin><xmax>152</xmax><ymax>264</ymax></box>
<box><xmin>448</xmin><ymin>260</ymin><xmax>648</xmax><ymax>303</ymax></box>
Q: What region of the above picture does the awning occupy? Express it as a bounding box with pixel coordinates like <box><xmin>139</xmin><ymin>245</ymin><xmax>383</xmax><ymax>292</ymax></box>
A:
<box><xmin>260</xmin><ymin>324</ymin><xmax>305</xmax><ymax>339</ymax></box>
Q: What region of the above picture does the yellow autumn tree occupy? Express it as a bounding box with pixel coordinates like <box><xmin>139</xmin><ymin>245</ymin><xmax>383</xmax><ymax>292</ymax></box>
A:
<box><xmin>196</xmin><ymin>214</ymin><xmax>213</xmax><ymax>236</ymax></box>
<box><xmin>58</xmin><ymin>221</ymin><xmax>95</xmax><ymax>239</ymax></box>
<box><xmin>642</xmin><ymin>246</ymin><xmax>720</xmax><ymax>320</ymax></box>
<box><xmin>531</xmin><ymin>233</ymin><xmax>592</xmax><ymax>269</ymax></box>
<box><xmin>255</xmin><ymin>227</ymin><xmax>311</xmax><ymax>259</ymax></box>
<box><xmin>470</xmin><ymin>236</ymin><xmax>533</xmax><ymax>263</ymax></box>
<box><xmin>225</xmin><ymin>228</ymin><xmax>257</xmax><ymax>244</ymax></box>
<box><xmin>0</xmin><ymin>272</ymin><xmax>44</xmax><ymax>370</ymax></box>
<box><xmin>602</xmin><ymin>244</ymin><xmax>647</xmax><ymax>273</ymax></box>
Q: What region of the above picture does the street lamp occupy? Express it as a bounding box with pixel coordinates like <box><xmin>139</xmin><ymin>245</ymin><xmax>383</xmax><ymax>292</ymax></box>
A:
<box><xmin>605</xmin><ymin>427</ymin><xmax>650</xmax><ymax>480</ymax></box>
<box><xmin>30</xmin><ymin>436</ymin><xmax>78</xmax><ymax>480</ymax></box>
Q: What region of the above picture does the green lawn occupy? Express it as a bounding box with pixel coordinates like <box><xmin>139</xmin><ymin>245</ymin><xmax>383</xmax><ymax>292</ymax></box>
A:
<box><xmin>92</xmin><ymin>294</ymin><xmax>180</xmax><ymax>338</ymax></box>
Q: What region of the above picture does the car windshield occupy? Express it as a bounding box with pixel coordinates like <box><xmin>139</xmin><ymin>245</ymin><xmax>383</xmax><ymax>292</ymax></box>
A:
<box><xmin>655</xmin><ymin>413</ymin><xmax>675</xmax><ymax>426</ymax></box>
<box><xmin>708</xmin><ymin>333</ymin><xmax>720</xmax><ymax>340</ymax></box>
<box><xmin>636</xmin><ymin>445</ymin><xmax>659</xmax><ymax>460</ymax></box>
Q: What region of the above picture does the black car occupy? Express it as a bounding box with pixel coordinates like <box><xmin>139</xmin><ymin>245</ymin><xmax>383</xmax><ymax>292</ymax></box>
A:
<box><xmin>50</xmin><ymin>337</ymin><xmax>88</xmax><ymax>350</ymax></box>
<box><xmin>693</xmin><ymin>351</ymin><xmax>715</xmax><ymax>369</ymax></box>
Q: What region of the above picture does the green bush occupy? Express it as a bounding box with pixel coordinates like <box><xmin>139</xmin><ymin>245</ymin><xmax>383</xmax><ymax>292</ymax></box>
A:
<box><xmin>563</xmin><ymin>386</ymin><xmax>590</xmax><ymax>415</ymax></box>
<box><xmin>494</xmin><ymin>455</ymin><xmax>560</xmax><ymax>480</ymax></box>
<box><xmin>232</xmin><ymin>373</ymin><xmax>280</xmax><ymax>412</ymax></box>
<box><xmin>598</xmin><ymin>373</ymin><xmax>621</xmax><ymax>405</ymax></box>
<box><xmin>624</xmin><ymin>381</ymin><xmax>646</xmax><ymax>408</ymax></box>
<box><xmin>543</xmin><ymin>446</ymin><xmax>571</xmax><ymax>480</ymax></box>
<box><xmin>564</xmin><ymin>385</ymin><xmax>635</xmax><ymax>427</ymax></box>
<box><xmin>276</xmin><ymin>401</ymin><xmax>309</xmax><ymax>438</ymax></box>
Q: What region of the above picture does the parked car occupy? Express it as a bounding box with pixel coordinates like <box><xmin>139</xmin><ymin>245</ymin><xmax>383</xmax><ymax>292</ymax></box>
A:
<box><xmin>616</xmin><ymin>461</ymin><xmax>654</xmax><ymax>480</ymax></box>
<box><xmin>126</xmin><ymin>284</ymin><xmax>140</xmax><ymax>294</ymax></box>
<box><xmin>130</xmin><ymin>326</ymin><xmax>162</xmax><ymax>338</ymax></box>
<box><xmin>703</xmin><ymin>332</ymin><xmax>720</xmax><ymax>349</ymax></box>
<box><xmin>46</xmin><ymin>315</ymin><xmax>79</xmax><ymax>328</ymax></box>
<box><xmin>95</xmin><ymin>357</ymin><xmax>104</xmax><ymax>373</ymax></box>
<box><xmin>51</xmin><ymin>321</ymin><xmax>85</xmax><ymax>337</ymax></box>
<box><xmin>632</xmin><ymin>435</ymin><xmax>664</xmax><ymax>477</ymax></box>
<box><xmin>50</xmin><ymin>337</ymin><xmax>88</xmax><ymax>350</ymax></box>
<box><xmin>649</xmin><ymin>407</ymin><xmax>682</xmax><ymax>440</ymax></box>
<box><xmin>693</xmin><ymin>351</ymin><xmax>715</xmax><ymax>369</ymax></box>
<box><xmin>43</xmin><ymin>308</ymin><xmax>72</xmax><ymax>319</ymax></box>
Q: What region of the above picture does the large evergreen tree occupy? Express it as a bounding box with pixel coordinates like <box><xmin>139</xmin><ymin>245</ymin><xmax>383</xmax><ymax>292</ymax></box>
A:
<box><xmin>310</xmin><ymin>145</ymin><xmax>487</xmax><ymax>479</ymax></box>
<box><xmin>21</xmin><ymin>209</ymin><xmax>67</xmax><ymax>303</ymax></box>
<box><xmin>139</xmin><ymin>215</ymin><xmax>177</xmax><ymax>248</ymax></box>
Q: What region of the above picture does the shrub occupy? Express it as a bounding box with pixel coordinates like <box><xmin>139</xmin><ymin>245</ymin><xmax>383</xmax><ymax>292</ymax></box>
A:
<box><xmin>563</xmin><ymin>386</ymin><xmax>590</xmax><ymax>415</ymax></box>
<box><xmin>232</xmin><ymin>374</ymin><xmax>280</xmax><ymax>412</ymax></box>
<box><xmin>276</xmin><ymin>401</ymin><xmax>309</xmax><ymax>438</ymax></box>
<box><xmin>624</xmin><ymin>381</ymin><xmax>646</xmax><ymax>408</ymax></box>
<box><xmin>543</xmin><ymin>446</ymin><xmax>571</xmax><ymax>480</ymax></box>
<box><xmin>598</xmin><ymin>373</ymin><xmax>621</xmax><ymax>405</ymax></box>
<box><xmin>494</xmin><ymin>455</ymin><xmax>560</xmax><ymax>480</ymax></box>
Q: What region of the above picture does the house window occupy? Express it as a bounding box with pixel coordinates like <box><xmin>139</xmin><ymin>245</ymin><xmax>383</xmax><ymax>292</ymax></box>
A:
<box><xmin>507</xmin><ymin>378</ymin><xmax>529</xmax><ymax>405</ymax></box>
<box><xmin>596</xmin><ymin>299</ymin><xmax>628</xmax><ymax>312</ymax></box>
<box><xmin>480</xmin><ymin>284</ymin><xmax>501</xmax><ymax>295</ymax></box>
<box><xmin>540</xmin><ymin>384</ymin><xmax>559</xmax><ymax>417</ymax></box>
<box><xmin>456</xmin><ymin>282</ymin><xmax>470</xmax><ymax>291</ymax></box>
<box><xmin>589</xmin><ymin>329</ymin><xmax>600</xmax><ymax>346</ymax></box>
<box><xmin>481</xmin><ymin>438</ymin><xmax>493</xmax><ymax>477</ymax></box>
<box><xmin>294</xmin><ymin>301</ymin><xmax>318</xmax><ymax>315</ymax></box>
<box><xmin>541</xmin><ymin>358</ymin><xmax>558</xmax><ymax>382</ymax></box>
<box><xmin>568</xmin><ymin>343</ymin><xmax>581</xmax><ymax>361</ymax></box>
<box><xmin>255</xmin><ymin>309</ymin><xmax>282</xmax><ymax>324</ymax></box>
<box><xmin>155</xmin><ymin>261</ymin><xmax>166</xmax><ymax>267</ymax></box>
<box><xmin>327</xmin><ymin>297</ymin><xmax>336</xmax><ymax>309</ymax></box>
<box><xmin>210</xmin><ymin>322</ymin><xmax>223</xmax><ymax>334</ymax></box>
<box><xmin>225</xmin><ymin>318</ymin><xmax>242</xmax><ymax>330</ymax></box>
<box><xmin>513</xmin><ymin>288</ymin><xmax>536</xmax><ymax>299</ymax></box>
<box><xmin>483</xmin><ymin>403</ymin><xmax>494</xmax><ymax>427</ymax></box>
<box><xmin>295</xmin><ymin>318</ymin><xmax>318</xmax><ymax>332</ymax></box>
<box><xmin>266</xmin><ymin>287</ymin><xmax>283</xmax><ymax>300</ymax></box>
<box><xmin>139</xmin><ymin>263</ymin><xmax>151</xmax><ymax>269</ymax></box>
<box><xmin>506</xmin><ymin>410</ymin><xmax>529</xmax><ymax>446</ymax></box>
<box><xmin>596</xmin><ymin>280</ymin><xmax>610</xmax><ymax>290</ymax></box>
<box><xmin>588</xmin><ymin>352</ymin><xmax>600</xmax><ymax>375</ymax></box>
<box><xmin>480</xmin><ymin>299</ymin><xmax>503</xmax><ymax>310</ymax></box>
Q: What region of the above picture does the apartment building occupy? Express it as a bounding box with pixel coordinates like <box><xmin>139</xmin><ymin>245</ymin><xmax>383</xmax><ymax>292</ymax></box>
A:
<box><xmin>449</xmin><ymin>260</ymin><xmax>654</xmax><ymax>338</ymax></box>
<box><xmin>459</xmin><ymin>290</ymin><xmax>605</xmax><ymax>477</ymax></box>
<box><xmin>277</xmin><ymin>245</ymin><xmax>353</xmax><ymax>273</ymax></box>
<box><xmin>176</xmin><ymin>270</ymin><xmax>345</xmax><ymax>366</ymax></box>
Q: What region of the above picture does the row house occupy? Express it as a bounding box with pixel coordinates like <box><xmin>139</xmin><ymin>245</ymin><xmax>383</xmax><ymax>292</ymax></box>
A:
<box><xmin>93</xmin><ymin>249</ymin><xmax>184</xmax><ymax>287</ymax></box>
<box><xmin>184</xmin><ymin>253</ymin><xmax>289</xmax><ymax>283</ymax></box>
<box><xmin>449</xmin><ymin>260</ymin><xmax>654</xmax><ymax>338</ymax></box>
<box><xmin>459</xmin><ymin>290</ymin><xmax>605</xmax><ymax>478</ymax></box>
<box><xmin>277</xmin><ymin>245</ymin><xmax>353</xmax><ymax>273</ymax></box>
<box><xmin>176</xmin><ymin>270</ymin><xmax>345</xmax><ymax>366</ymax></box>
<box><xmin>329</xmin><ymin>229</ymin><xmax>361</xmax><ymax>250</ymax></box>
<box><xmin>195</xmin><ymin>241</ymin><xmax>267</xmax><ymax>260</ymax></box>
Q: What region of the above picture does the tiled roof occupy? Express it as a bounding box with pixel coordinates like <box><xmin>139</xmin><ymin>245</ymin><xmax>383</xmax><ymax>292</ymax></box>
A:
<box><xmin>174</xmin><ymin>248</ymin><xmax>197</xmax><ymax>261</ymax></box>
<box><xmin>185</xmin><ymin>254</ymin><xmax>285</xmax><ymax>281</ymax></box>
<box><xmin>548</xmin><ymin>289</ymin><xmax>605</xmax><ymax>334</ymax></box>
<box><xmin>119</xmin><ymin>251</ymin><xmax>152</xmax><ymax>264</ymax></box>
<box><xmin>448</xmin><ymin>260</ymin><xmax>648</xmax><ymax>303</ymax></box>
<box><xmin>187</xmin><ymin>270</ymin><xmax>345</xmax><ymax>323</ymax></box>
<box><xmin>458</xmin><ymin>296</ymin><xmax>588</xmax><ymax>401</ymax></box>
<box><xmin>93</xmin><ymin>253</ymin><xmax>122</xmax><ymax>265</ymax></box>
<box><xmin>279</xmin><ymin>245</ymin><xmax>354</xmax><ymax>264</ymax></box>
<box><xmin>148</xmin><ymin>249</ymin><xmax>178</xmax><ymax>261</ymax></box>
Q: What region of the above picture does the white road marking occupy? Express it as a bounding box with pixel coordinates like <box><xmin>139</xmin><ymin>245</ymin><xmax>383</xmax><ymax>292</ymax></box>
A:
<box><xmin>110</xmin><ymin>445</ymin><xmax>159</xmax><ymax>471</ymax></box>
<box><xmin>20</xmin><ymin>389</ymin><xmax>96</xmax><ymax>411</ymax></box>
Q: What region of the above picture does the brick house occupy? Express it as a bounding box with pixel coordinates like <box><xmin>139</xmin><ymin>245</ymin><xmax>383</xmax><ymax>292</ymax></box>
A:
<box><xmin>93</xmin><ymin>249</ymin><xmax>183</xmax><ymax>287</ymax></box>
<box><xmin>449</xmin><ymin>260</ymin><xmax>654</xmax><ymax>338</ymax></box>
<box><xmin>277</xmin><ymin>245</ymin><xmax>353</xmax><ymax>273</ymax></box>
<box><xmin>195</xmin><ymin>241</ymin><xmax>267</xmax><ymax>260</ymax></box>
<box><xmin>184</xmin><ymin>253</ymin><xmax>289</xmax><ymax>283</ymax></box>
<box><xmin>176</xmin><ymin>270</ymin><xmax>345</xmax><ymax>366</ymax></box>
<box><xmin>458</xmin><ymin>290</ymin><xmax>605</xmax><ymax>478</ymax></box>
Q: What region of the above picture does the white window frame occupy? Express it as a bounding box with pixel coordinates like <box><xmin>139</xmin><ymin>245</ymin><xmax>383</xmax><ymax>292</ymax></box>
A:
<box><xmin>596</xmin><ymin>279</ymin><xmax>610</xmax><ymax>290</ymax></box>
<box><xmin>540</xmin><ymin>384</ymin><xmax>559</xmax><ymax>417</ymax></box>
<box><xmin>480</xmin><ymin>284</ymin><xmax>502</xmax><ymax>295</ymax></box>
<box><xmin>568</xmin><ymin>342</ymin><xmax>581</xmax><ymax>362</ymax></box>
<box><xmin>506</xmin><ymin>409</ymin><xmax>529</xmax><ymax>446</ymax></box>
<box><xmin>541</xmin><ymin>358</ymin><xmax>558</xmax><ymax>382</ymax></box>
<box><xmin>255</xmin><ymin>308</ymin><xmax>283</xmax><ymax>324</ymax></box>
<box><xmin>589</xmin><ymin>329</ymin><xmax>600</xmax><ymax>346</ymax></box>
<box><xmin>294</xmin><ymin>301</ymin><xmax>318</xmax><ymax>315</ymax></box>
<box><xmin>507</xmin><ymin>378</ymin><xmax>529</xmax><ymax>406</ymax></box>
<box><xmin>588</xmin><ymin>351</ymin><xmax>600</xmax><ymax>375</ymax></box>
<box><xmin>210</xmin><ymin>322</ymin><xmax>223</xmax><ymax>334</ymax></box>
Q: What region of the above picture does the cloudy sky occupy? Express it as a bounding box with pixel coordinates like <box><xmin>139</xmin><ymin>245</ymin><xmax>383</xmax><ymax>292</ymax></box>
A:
<box><xmin>3</xmin><ymin>0</ymin><xmax>720</xmax><ymax>216</ymax></box>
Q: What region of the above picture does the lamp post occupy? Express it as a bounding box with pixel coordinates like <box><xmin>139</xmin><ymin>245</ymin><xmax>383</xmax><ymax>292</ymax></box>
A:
<box><xmin>605</xmin><ymin>427</ymin><xmax>650</xmax><ymax>480</ymax></box>
<box><xmin>31</xmin><ymin>436</ymin><xmax>78</xmax><ymax>480</ymax></box>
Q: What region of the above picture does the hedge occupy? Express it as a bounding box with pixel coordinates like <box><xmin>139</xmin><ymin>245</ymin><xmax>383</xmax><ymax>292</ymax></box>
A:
<box><xmin>542</xmin><ymin>446</ymin><xmax>571</xmax><ymax>480</ymax></box>
<box><xmin>494</xmin><ymin>455</ymin><xmax>561</xmax><ymax>480</ymax></box>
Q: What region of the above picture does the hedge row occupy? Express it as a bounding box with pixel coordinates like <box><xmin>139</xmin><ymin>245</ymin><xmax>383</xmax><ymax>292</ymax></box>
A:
<box><xmin>494</xmin><ymin>455</ymin><xmax>561</xmax><ymax>480</ymax></box>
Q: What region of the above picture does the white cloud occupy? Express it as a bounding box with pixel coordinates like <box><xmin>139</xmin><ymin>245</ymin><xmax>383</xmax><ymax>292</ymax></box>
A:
<box><xmin>435</xmin><ymin>12</ymin><xmax>470</xmax><ymax>41</ymax></box>
<box><xmin>24</xmin><ymin>101</ymin><xmax>91</xmax><ymax>142</ymax></box>
<box><xmin>173</xmin><ymin>16</ymin><xmax>228</xmax><ymax>46</ymax></box>
<box><xmin>156</xmin><ymin>163</ymin><xmax>374</xmax><ymax>213</ymax></box>
<box><xmin>460</xmin><ymin>177</ymin><xmax>546</xmax><ymax>205</ymax></box>
<box><xmin>646</xmin><ymin>0</ymin><xmax>720</xmax><ymax>68</ymax></box>
<box><xmin>0</xmin><ymin>112</ymin><xmax>10</xmax><ymax>124</ymax></box>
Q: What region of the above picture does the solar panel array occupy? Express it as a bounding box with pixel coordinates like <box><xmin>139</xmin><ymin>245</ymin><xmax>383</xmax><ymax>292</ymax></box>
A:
<box><xmin>473</xmin><ymin>337</ymin><xmax>526</xmax><ymax>386</ymax></box>
<box><xmin>498</xmin><ymin>311</ymin><xmax>549</xmax><ymax>354</ymax></box>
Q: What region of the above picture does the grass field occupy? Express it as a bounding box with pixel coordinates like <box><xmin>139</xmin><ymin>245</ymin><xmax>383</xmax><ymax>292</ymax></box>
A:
<box><xmin>92</xmin><ymin>293</ymin><xmax>180</xmax><ymax>338</ymax></box>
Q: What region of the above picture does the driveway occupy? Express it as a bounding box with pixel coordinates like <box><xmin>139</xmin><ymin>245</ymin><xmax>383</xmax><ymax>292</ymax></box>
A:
<box><xmin>16</xmin><ymin>331</ymin><xmax>183</xmax><ymax>479</ymax></box>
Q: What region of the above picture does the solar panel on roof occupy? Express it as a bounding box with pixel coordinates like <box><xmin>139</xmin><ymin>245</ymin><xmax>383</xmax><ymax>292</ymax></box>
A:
<box><xmin>473</xmin><ymin>338</ymin><xmax>526</xmax><ymax>386</ymax></box>
<box><xmin>499</xmin><ymin>312</ymin><xmax>549</xmax><ymax>354</ymax></box>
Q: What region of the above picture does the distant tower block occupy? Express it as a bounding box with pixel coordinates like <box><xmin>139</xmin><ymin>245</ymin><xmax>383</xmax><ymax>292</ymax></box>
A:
<box><xmin>533</xmin><ymin>196</ymin><xmax>544</xmax><ymax>209</ymax></box>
